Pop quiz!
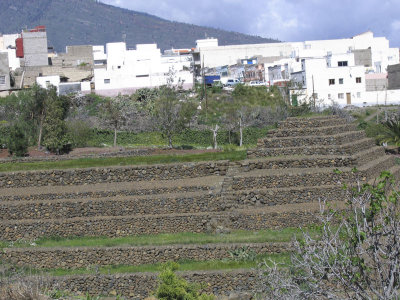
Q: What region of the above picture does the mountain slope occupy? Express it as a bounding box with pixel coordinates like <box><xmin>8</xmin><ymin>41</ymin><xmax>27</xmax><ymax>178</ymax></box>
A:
<box><xmin>0</xmin><ymin>0</ymin><xmax>279</xmax><ymax>52</ymax></box>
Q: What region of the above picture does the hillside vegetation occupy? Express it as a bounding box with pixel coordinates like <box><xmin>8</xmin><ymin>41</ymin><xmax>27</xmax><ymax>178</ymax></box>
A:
<box><xmin>0</xmin><ymin>0</ymin><xmax>279</xmax><ymax>51</ymax></box>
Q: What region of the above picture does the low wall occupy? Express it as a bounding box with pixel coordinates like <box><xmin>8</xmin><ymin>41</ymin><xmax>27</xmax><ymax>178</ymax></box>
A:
<box><xmin>232</xmin><ymin>169</ymin><xmax>350</xmax><ymax>190</ymax></box>
<box><xmin>278</xmin><ymin>117</ymin><xmax>344</xmax><ymax>129</ymax></box>
<box><xmin>231</xmin><ymin>185</ymin><xmax>346</xmax><ymax>206</ymax></box>
<box><xmin>0</xmin><ymin>161</ymin><xmax>229</xmax><ymax>188</ymax></box>
<box><xmin>0</xmin><ymin>149</ymin><xmax>155</xmax><ymax>164</ymax></box>
<box><xmin>41</xmin><ymin>270</ymin><xmax>259</xmax><ymax>299</ymax></box>
<box><xmin>258</xmin><ymin>131</ymin><xmax>366</xmax><ymax>148</ymax></box>
<box><xmin>0</xmin><ymin>209</ymin><xmax>319</xmax><ymax>241</ymax></box>
<box><xmin>237</xmin><ymin>156</ymin><xmax>357</xmax><ymax>171</ymax></box>
<box><xmin>0</xmin><ymin>185</ymin><xmax>210</xmax><ymax>202</ymax></box>
<box><xmin>248</xmin><ymin>138</ymin><xmax>373</xmax><ymax>158</ymax></box>
<box><xmin>267</xmin><ymin>124</ymin><xmax>356</xmax><ymax>138</ymax></box>
<box><xmin>0</xmin><ymin>193</ymin><xmax>224</xmax><ymax>220</ymax></box>
<box><xmin>1</xmin><ymin>242</ymin><xmax>289</xmax><ymax>269</ymax></box>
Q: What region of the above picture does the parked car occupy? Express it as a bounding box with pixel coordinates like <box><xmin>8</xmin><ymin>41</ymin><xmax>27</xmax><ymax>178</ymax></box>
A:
<box><xmin>225</xmin><ymin>79</ymin><xmax>241</xmax><ymax>86</ymax></box>
<box><xmin>248</xmin><ymin>81</ymin><xmax>266</xmax><ymax>86</ymax></box>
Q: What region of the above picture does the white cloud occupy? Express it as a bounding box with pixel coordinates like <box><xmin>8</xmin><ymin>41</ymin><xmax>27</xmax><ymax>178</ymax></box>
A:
<box><xmin>100</xmin><ymin>0</ymin><xmax>400</xmax><ymax>47</ymax></box>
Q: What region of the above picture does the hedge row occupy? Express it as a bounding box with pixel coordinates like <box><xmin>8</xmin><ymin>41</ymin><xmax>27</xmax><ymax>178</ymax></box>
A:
<box><xmin>89</xmin><ymin>127</ymin><xmax>271</xmax><ymax>147</ymax></box>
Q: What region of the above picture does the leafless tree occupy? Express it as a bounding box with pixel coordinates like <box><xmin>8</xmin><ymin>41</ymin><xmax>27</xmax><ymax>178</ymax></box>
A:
<box><xmin>259</xmin><ymin>171</ymin><xmax>400</xmax><ymax>300</ymax></box>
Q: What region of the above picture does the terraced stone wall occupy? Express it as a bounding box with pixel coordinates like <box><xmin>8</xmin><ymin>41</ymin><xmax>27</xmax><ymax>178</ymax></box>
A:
<box><xmin>40</xmin><ymin>270</ymin><xmax>259</xmax><ymax>299</ymax></box>
<box><xmin>0</xmin><ymin>161</ymin><xmax>229</xmax><ymax>188</ymax></box>
<box><xmin>0</xmin><ymin>209</ymin><xmax>319</xmax><ymax>241</ymax></box>
<box><xmin>0</xmin><ymin>149</ymin><xmax>155</xmax><ymax>164</ymax></box>
<box><xmin>1</xmin><ymin>243</ymin><xmax>289</xmax><ymax>269</ymax></box>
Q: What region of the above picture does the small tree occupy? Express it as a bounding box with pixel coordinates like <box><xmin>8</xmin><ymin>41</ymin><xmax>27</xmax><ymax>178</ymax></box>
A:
<box><xmin>154</xmin><ymin>262</ymin><xmax>215</xmax><ymax>300</ymax></box>
<box><xmin>259</xmin><ymin>171</ymin><xmax>400</xmax><ymax>300</ymax></box>
<box><xmin>7</xmin><ymin>123</ymin><xmax>29</xmax><ymax>157</ymax></box>
<box><xmin>100</xmin><ymin>96</ymin><xmax>129</xmax><ymax>147</ymax></box>
<box><xmin>153</xmin><ymin>87</ymin><xmax>195</xmax><ymax>148</ymax></box>
<box><xmin>42</xmin><ymin>95</ymin><xmax>71</xmax><ymax>154</ymax></box>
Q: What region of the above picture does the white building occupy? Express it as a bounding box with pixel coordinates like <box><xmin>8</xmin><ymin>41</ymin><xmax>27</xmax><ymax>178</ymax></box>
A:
<box><xmin>0</xmin><ymin>34</ymin><xmax>21</xmax><ymax>70</ymax></box>
<box><xmin>194</xmin><ymin>31</ymin><xmax>399</xmax><ymax>74</ymax></box>
<box><xmin>94</xmin><ymin>42</ymin><xmax>193</xmax><ymax>96</ymax></box>
<box><xmin>290</xmin><ymin>52</ymin><xmax>366</xmax><ymax>106</ymax></box>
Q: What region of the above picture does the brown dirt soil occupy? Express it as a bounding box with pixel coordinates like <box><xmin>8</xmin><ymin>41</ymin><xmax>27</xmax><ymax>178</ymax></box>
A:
<box><xmin>0</xmin><ymin>147</ymin><xmax>220</xmax><ymax>159</ymax></box>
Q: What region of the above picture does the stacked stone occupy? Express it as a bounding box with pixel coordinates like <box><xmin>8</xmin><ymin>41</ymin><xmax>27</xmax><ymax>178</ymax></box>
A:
<box><xmin>0</xmin><ymin>115</ymin><xmax>398</xmax><ymax>298</ymax></box>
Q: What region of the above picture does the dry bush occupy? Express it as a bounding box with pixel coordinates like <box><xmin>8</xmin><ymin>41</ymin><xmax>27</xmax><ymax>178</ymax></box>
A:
<box><xmin>0</xmin><ymin>275</ymin><xmax>50</xmax><ymax>300</ymax></box>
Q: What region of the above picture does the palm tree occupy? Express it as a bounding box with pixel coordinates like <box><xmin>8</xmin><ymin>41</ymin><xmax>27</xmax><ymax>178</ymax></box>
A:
<box><xmin>382</xmin><ymin>117</ymin><xmax>400</xmax><ymax>152</ymax></box>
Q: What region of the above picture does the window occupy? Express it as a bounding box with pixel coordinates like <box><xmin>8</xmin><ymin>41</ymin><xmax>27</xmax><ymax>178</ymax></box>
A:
<box><xmin>117</xmin><ymin>66</ymin><xmax>121</xmax><ymax>69</ymax></box>
<box><xmin>329</xmin><ymin>79</ymin><xmax>335</xmax><ymax>85</ymax></box>
<box><xmin>339</xmin><ymin>78</ymin><xmax>344</xmax><ymax>84</ymax></box>
<box><xmin>328</xmin><ymin>94</ymin><xmax>331</xmax><ymax>99</ymax></box>
<box><xmin>356</xmin><ymin>77</ymin><xmax>362</xmax><ymax>83</ymax></box>
<box><xmin>0</xmin><ymin>76</ymin><xmax>5</xmax><ymax>85</ymax></box>
<box><xmin>104</xmin><ymin>79</ymin><xmax>110</xmax><ymax>84</ymax></box>
<box><xmin>45</xmin><ymin>81</ymin><xmax>51</xmax><ymax>88</ymax></box>
<box><xmin>338</xmin><ymin>61</ymin><xmax>348</xmax><ymax>67</ymax></box>
<box><xmin>313</xmin><ymin>93</ymin><xmax>318</xmax><ymax>99</ymax></box>
<box><xmin>338</xmin><ymin>93</ymin><xmax>344</xmax><ymax>99</ymax></box>
<box><xmin>357</xmin><ymin>92</ymin><xmax>361</xmax><ymax>98</ymax></box>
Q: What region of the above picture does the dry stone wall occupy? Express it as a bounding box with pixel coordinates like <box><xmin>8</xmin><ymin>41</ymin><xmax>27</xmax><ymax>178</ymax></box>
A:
<box><xmin>0</xmin><ymin>161</ymin><xmax>229</xmax><ymax>188</ymax></box>
<box><xmin>1</xmin><ymin>242</ymin><xmax>289</xmax><ymax>269</ymax></box>
<box><xmin>0</xmin><ymin>209</ymin><xmax>319</xmax><ymax>241</ymax></box>
<box><xmin>258</xmin><ymin>131</ymin><xmax>366</xmax><ymax>148</ymax></box>
<box><xmin>41</xmin><ymin>270</ymin><xmax>259</xmax><ymax>299</ymax></box>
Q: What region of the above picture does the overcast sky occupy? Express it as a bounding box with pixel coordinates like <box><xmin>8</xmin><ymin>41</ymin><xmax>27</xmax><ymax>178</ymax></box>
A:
<box><xmin>101</xmin><ymin>0</ymin><xmax>400</xmax><ymax>47</ymax></box>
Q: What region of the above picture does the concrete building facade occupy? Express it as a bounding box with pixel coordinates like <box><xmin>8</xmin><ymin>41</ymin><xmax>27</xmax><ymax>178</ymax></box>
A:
<box><xmin>21</xmin><ymin>31</ymin><xmax>48</xmax><ymax>67</ymax></box>
<box><xmin>388</xmin><ymin>64</ymin><xmax>400</xmax><ymax>90</ymax></box>
<box><xmin>0</xmin><ymin>52</ymin><xmax>10</xmax><ymax>91</ymax></box>
<box><xmin>94</xmin><ymin>42</ymin><xmax>193</xmax><ymax>96</ymax></box>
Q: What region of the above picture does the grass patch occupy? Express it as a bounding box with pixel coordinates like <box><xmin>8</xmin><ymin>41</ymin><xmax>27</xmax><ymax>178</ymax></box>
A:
<box><xmin>1</xmin><ymin>228</ymin><xmax>319</xmax><ymax>249</ymax></box>
<box><xmin>40</xmin><ymin>253</ymin><xmax>291</xmax><ymax>276</ymax></box>
<box><xmin>0</xmin><ymin>150</ymin><xmax>246</xmax><ymax>173</ymax></box>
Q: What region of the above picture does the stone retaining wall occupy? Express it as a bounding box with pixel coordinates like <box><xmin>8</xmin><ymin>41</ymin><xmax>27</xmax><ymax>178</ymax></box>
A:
<box><xmin>278</xmin><ymin>118</ymin><xmax>345</xmax><ymax>129</ymax></box>
<box><xmin>231</xmin><ymin>185</ymin><xmax>346</xmax><ymax>206</ymax></box>
<box><xmin>0</xmin><ymin>185</ymin><xmax>211</xmax><ymax>202</ymax></box>
<box><xmin>1</xmin><ymin>242</ymin><xmax>289</xmax><ymax>269</ymax></box>
<box><xmin>0</xmin><ymin>149</ymin><xmax>155</xmax><ymax>164</ymax></box>
<box><xmin>233</xmin><ymin>155</ymin><xmax>393</xmax><ymax>191</ymax></box>
<box><xmin>267</xmin><ymin>124</ymin><xmax>356</xmax><ymax>137</ymax></box>
<box><xmin>237</xmin><ymin>156</ymin><xmax>357</xmax><ymax>171</ymax></box>
<box><xmin>257</xmin><ymin>131</ymin><xmax>366</xmax><ymax>148</ymax></box>
<box><xmin>248</xmin><ymin>138</ymin><xmax>374</xmax><ymax>158</ymax></box>
<box><xmin>39</xmin><ymin>270</ymin><xmax>258</xmax><ymax>299</ymax></box>
<box><xmin>0</xmin><ymin>161</ymin><xmax>229</xmax><ymax>188</ymax></box>
<box><xmin>0</xmin><ymin>193</ymin><xmax>224</xmax><ymax>220</ymax></box>
<box><xmin>0</xmin><ymin>209</ymin><xmax>319</xmax><ymax>241</ymax></box>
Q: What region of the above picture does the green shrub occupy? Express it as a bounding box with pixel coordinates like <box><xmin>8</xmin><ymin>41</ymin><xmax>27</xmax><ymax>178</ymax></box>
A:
<box><xmin>155</xmin><ymin>262</ymin><xmax>215</xmax><ymax>300</ymax></box>
<box><xmin>7</xmin><ymin>124</ymin><xmax>29</xmax><ymax>157</ymax></box>
<box><xmin>67</xmin><ymin>120</ymin><xmax>93</xmax><ymax>148</ymax></box>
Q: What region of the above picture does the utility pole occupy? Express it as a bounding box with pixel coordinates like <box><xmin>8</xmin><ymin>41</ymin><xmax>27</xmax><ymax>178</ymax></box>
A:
<box><xmin>312</xmin><ymin>75</ymin><xmax>315</xmax><ymax>109</ymax></box>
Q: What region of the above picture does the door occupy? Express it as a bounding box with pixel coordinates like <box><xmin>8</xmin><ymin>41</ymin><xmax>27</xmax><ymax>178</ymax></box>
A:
<box><xmin>346</xmin><ymin>93</ymin><xmax>351</xmax><ymax>105</ymax></box>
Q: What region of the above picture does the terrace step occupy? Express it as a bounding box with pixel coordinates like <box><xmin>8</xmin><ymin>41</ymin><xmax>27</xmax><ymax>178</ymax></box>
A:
<box><xmin>0</xmin><ymin>201</ymin><xmax>344</xmax><ymax>241</ymax></box>
<box><xmin>0</xmin><ymin>176</ymin><xmax>222</xmax><ymax>202</ymax></box>
<box><xmin>278</xmin><ymin>116</ymin><xmax>347</xmax><ymax>129</ymax></box>
<box><xmin>267</xmin><ymin>124</ymin><xmax>357</xmax><ymax>138</ymax></box>
<box><xmin>248</xmin><ymin>138</ymin><xmax>376</xmax><ymax>158</ymax></box>
<box><xmin>0</xmin><ymin>191</ymin><xmax>225</xmax><ymax>221</ymax></box>
<box><xmin>257</xmin><ymin>130</ymin><xmax>366</xmax><ymax>149</ymax></box>
<box><xmin>225</xmin><ymin>184</ymin><xmax>346</xmax><ymax>207</ymax></box>
<box><xmin>1</xmin><ymin>242</ymin><xmax>290</xmax><ymax>270</ymax></box>
<box><xmin>232</xmin><ymin>155</ymin><xmax>393</xmax><ymax>190</ymax></box>
<box><xmin>0</xmin><ymin>160</ymin><xmax>229</xmax><ymax>189</ymax></box>
<box><xmin>35</xmin><ymin>270</ymin><xmax>259</xmax><ymax>299</ymax></box>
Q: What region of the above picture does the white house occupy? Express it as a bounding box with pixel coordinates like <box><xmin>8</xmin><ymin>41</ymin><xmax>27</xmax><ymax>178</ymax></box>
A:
<box><xmin>194</xmin><ymin>31</ymin><xmax>399</xmax><ymax>73</ymax></box>
<box><xmin>93</xmin><ymin>42</ymin><xmax>193</xmax><ymax>96</ymax></box>
<box><xmin>0</xmin><ymin>33</ymin><xmax>21</xmax><ymax>70</ymax></box>
<box><xmin>290</xmin><ymin>52</ymin><xmax>366</xmax><ymax>106</ymax></box>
